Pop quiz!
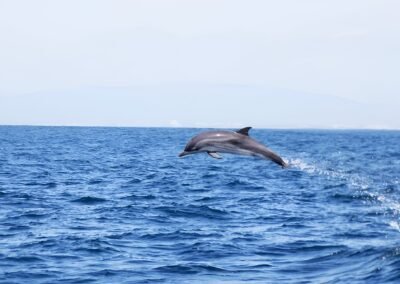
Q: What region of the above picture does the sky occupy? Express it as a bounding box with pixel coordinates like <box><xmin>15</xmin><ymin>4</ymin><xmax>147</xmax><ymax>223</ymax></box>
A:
<box><xmin>0</xmin><ymin>0</ymin><xmax>399</xmax><ymax>129</ymax></box>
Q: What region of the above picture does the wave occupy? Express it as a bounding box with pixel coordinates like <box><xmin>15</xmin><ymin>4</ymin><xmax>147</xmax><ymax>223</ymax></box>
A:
<box><xmin>155</xmin><ymin>205</ymin><xmax>230</xmax><ymax>220</ymax></box>
<box><xmin>139</xmin><ymin>231</ymin><xmax>222</xmax><ymax>241</ymax></box>
<box><xmin>154</xmin><ymin>263</ymin><xmax>227</xmax><ymax>274</ymax></box>
<box><xmin>71</xmin><ymin>196</ymin><xmax>108</xmax><ymax>205</ymax></box>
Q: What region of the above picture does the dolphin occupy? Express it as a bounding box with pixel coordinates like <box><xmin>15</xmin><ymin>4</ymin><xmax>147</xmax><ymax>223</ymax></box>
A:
<box><xmin>179</xmin><ymin>127</ymin><xmax>288</xmax><ymax>168</ymax></box>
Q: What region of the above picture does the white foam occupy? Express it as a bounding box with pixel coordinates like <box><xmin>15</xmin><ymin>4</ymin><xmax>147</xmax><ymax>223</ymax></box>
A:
<box><xmin>389</xmin><ymin>221</ymin><xmax>400</xmax><ymax>231</ymax></box>
<box><xmin>289</xmin><ymin>157</ymin><xmax>400</xmax><ymax>233</ymax></box>
<box><xmin>289</xmin><ymin>158</ymin><xmax>372</xmax><ymax>190</ymax></box>
<box><xmin>288</xmin><ymin>158</ymin><xmax>320</xmax><ymax>174</ymax></box>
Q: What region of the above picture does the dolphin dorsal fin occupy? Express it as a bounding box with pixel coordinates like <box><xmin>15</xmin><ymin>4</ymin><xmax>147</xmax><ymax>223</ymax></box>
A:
<box><xmin>236</xmin><ymin>127</ymin><xmax>252</xmax><ymax>136</ymax></box>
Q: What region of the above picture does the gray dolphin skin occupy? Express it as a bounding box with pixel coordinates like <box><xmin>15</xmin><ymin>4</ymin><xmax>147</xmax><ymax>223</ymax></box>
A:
<box><xmin>179</xmin><ymin>127</ymin><xmax>288</xmax><ymax>168</ymax></box>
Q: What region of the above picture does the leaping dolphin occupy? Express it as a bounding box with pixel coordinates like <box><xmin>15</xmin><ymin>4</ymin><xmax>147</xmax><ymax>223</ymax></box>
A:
<box><xmin>179</xmin><ymin>127</ymin><xmax>288</xmax><ymax>168</ymax></box>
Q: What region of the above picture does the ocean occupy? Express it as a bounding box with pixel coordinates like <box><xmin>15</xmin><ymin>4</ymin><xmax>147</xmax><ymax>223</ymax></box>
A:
<box><xmin>0</xmin><ymin>126</ymin><xmax>399</xmax><ymax>283</ymax></box>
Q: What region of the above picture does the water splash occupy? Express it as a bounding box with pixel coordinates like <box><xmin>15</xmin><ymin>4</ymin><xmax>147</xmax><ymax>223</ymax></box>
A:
<box><xmin>289</xmin><ymin>157</ymin><xmax>400</xmax><ymax>232</ymax></box>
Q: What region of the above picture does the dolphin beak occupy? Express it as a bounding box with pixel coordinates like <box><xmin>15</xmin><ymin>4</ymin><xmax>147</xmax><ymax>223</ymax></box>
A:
<box><xmin>179</xmin><ymin>151</ymin><xmax>189</xmax><ymax>157</ymax></box>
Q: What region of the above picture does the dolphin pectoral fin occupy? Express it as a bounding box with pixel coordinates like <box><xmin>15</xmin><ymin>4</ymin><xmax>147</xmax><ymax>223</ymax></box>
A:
<box><xmin>236</xmin><ymin>127</ymin><xmax>252</xmax><ymax>136</ymax></box>
<box><xmin>207</xmin><ymin>151</ymin><xmax>222</xmax><ymax>159</ymax></box>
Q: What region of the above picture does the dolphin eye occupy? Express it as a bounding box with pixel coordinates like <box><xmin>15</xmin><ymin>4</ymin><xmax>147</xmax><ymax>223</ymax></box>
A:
<box><xmin>185</xmin><ymin>145</ymin><xmax>196</xmax><ymax>151</ymax></box>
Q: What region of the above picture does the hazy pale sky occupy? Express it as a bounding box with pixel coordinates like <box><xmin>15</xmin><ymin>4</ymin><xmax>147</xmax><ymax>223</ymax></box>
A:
<box><xmin>0</xmin><ymin>0</ymin><xmax>399</xmax><ymax>128</ymax></box>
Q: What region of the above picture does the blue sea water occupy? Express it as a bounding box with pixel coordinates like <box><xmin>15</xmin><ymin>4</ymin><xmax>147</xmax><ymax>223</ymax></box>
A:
<box><xmin>0</xmin><ymin>126</ymin><xmax>399</xmax><ymax>284</ymax></box>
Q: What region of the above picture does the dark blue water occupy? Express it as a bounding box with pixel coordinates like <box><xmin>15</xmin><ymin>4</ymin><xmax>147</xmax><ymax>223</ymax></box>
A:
<box><xmin>0</xmin><ymin>126</ymin><xmax>399</xmax><ymax>283</ymax></box>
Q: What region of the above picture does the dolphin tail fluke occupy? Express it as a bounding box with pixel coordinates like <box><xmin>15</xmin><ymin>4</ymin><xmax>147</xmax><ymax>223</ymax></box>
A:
<box><xmin>281</xmin><ymin>160</ymin><xmax>289</xmax><ymax>169</ymax></box>
<box><xmin>275</xmin><ymin>156</ymin><xmax>288</xmax><ymax>169</ymax></box>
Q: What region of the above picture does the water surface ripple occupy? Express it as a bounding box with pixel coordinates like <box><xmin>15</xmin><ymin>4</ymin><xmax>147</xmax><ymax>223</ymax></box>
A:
<box><xmin>0</xmin><ymin>126</ymin><xmax>399</xmax><ymax>283</ymax></box>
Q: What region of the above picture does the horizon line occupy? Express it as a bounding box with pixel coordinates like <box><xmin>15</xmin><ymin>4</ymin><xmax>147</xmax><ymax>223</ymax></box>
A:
<box><xmin>0</xmin><ymin>123</ymin><xmax>399</xmax><ymax>131</ymax></box>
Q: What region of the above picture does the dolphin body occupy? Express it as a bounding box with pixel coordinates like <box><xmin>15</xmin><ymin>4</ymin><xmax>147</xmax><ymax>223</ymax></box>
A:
<box><xmin>179</xmin><ymin>127</ymin><xmax>288</xmax><ymax>168</ymax></box>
